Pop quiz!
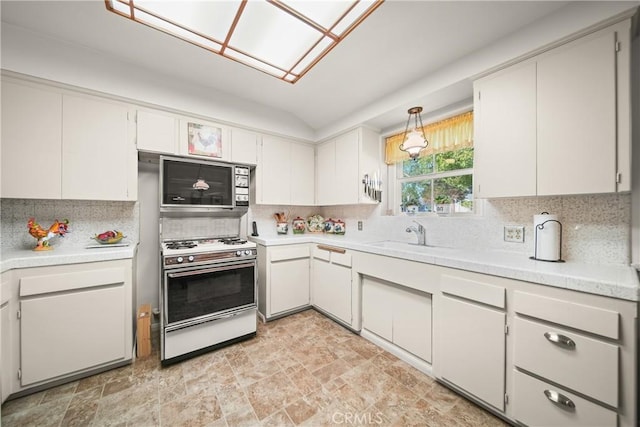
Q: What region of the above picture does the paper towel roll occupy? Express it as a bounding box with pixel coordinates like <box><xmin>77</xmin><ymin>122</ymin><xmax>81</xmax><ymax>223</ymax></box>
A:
<box><xmin>533</xmin><ymin>213</ymin><xmax>561</xmax><ymax>261</ymax></box>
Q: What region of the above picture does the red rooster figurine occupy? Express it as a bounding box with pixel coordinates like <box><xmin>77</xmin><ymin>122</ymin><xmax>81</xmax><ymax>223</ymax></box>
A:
<box><xmin>27</xmin><ymin>218</ymin><xmax>70</xmax><ymax>251</ymax></box>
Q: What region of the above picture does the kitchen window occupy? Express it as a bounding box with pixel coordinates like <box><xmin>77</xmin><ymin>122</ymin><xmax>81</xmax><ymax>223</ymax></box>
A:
<box><xmin>386</xmin><ymin>111</ymin><xmax>474</xmax><ymax>215</ymax></box>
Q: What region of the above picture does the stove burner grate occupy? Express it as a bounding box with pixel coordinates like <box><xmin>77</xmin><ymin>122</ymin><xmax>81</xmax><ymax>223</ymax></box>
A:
<box><xmin>220</xmin><ymin>237</ymin><xmax>248</xmax><ymax>245</ymax></box>
<box><xmin>165</xmin><ymin>241</ymin><xmax>197</xmax><ymax>250</ymax></box>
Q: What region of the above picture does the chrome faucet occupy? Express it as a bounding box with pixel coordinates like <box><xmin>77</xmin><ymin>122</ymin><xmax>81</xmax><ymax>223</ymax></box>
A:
<box><xmin>406</xmin><ymin>220</ymin><xmax>426</xmax><ymax>245</ymax></box>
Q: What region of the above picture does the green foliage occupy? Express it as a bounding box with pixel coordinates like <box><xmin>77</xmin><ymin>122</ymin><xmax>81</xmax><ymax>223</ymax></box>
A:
<box><xmin>400</xmin><ymin>148</ymin><xmax>474</xmax><ymax>212</ymax></box>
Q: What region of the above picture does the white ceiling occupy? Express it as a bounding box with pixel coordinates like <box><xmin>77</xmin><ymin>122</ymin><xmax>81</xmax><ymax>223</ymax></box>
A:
<box><xmin>0</xmin><ymin>1</ymin><xmax>634</xmax><ymax>138</ymax></box>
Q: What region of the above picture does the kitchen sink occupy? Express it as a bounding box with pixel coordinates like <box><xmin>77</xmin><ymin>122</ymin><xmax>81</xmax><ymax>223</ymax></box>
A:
<box><xmin>365</xmin><ymin>240</ymin><xmax>453</xmax><ymax>253</ymax></box>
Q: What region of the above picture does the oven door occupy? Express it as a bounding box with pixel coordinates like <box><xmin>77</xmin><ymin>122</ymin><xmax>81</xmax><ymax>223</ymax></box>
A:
<box><xmin>163</xmin><ymin>259</ymin><xmax>256</xmax><ymax>331</ymax></box>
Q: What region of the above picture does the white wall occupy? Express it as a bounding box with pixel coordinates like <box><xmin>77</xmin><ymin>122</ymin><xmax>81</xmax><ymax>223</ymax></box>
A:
<box><xmin>136</xmin><ymin>161</ymin><xmax>160</xmax><ymax>314</ymax></box>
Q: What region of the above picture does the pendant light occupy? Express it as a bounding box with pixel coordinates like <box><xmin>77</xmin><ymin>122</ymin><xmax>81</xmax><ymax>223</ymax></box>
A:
<box><xmin>399</xmin><ymin>106</ymin><xmax>429</xmax><ymax>160</ymax></box>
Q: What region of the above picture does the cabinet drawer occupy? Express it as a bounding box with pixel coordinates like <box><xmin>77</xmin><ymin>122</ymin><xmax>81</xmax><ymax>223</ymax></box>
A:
<box><xmin>513</xmin><ymin>370</ymin><xmax>617</xmax><ymax>427</ymax></box>
<box><xmin>514</xmin><ymin>291</ymin><xmax>619</xmax><ymax>339</ymax></box>
<box><xmin>269</xmin><ymin>244</ymin><xmax>310</xmax><ymax>262</ymax></box>
<box><xmin>514</xmin><ymin>317</ymin><xmax>618</xmax><ymax>407</ymax></box>
<box><xmin>441</xmin><ymin>274</ymin><xmax>505</xmax><ymax>308</ymax></box>
<box><xmin>331</xmin><ymin>251</ymin><xmax>351</xmax><ymax>268</ymax></box>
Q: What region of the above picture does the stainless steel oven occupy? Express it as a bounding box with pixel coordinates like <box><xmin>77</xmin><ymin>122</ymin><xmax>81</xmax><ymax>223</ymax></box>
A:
<box><xmin>160</xmin><ymin>238</ymin><xmax>257</xmax><ymax>365</ymax></box>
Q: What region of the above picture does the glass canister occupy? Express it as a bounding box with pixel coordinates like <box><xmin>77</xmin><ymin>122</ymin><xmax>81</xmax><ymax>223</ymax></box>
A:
<box><xmin>323</xmin><ymin>218</ymin><xmax>335</xmax><ymax>233</ymax></box>
<box><xmin>334</xmin><ymin>219</ymin><xmax>345</xmax><ymax>235</ymax></box>
<box><xmin>292</xmin><ymin>217</ymin><xmax>306</xmax><ymax>234</ymax></box>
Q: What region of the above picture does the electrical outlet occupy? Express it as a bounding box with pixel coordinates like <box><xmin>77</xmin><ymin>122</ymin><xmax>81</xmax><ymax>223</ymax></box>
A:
<box><xmin>504</xmin><ymin>225</ymin><xmax>525</xmax><ymax>243</ymax></box>
<box><xmin>357</xmin><ymin>221</ymin><xmax>363</xmax><ymax>231</ymax></box>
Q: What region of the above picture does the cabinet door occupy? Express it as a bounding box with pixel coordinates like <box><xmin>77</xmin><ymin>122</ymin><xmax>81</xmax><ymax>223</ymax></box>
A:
<box><xmin>393</xmin><ymin>288</ymin><xmax>432</xmax><ymax>363</ymax></box>
<box><xmin>1</xmin><ymin>302</ymin><xmax>10</xmax><ymax>404</ymax></box>
<box><xmin>20</xmin><ymin>286</ymin><xmax>126</xmax><ymax>386</ymax></box>
<box><xmin>361</xmin><ymin>277</ymin><xmax>393</xmax><ymax>341</ymax></box>
<box><xmin>316</xmin><ymin>140</ymin><xmax>335</xmax><ymax>205</ymax></box>
<box><xmin>136</xmin><ymin>109</ymin><xmax>178</xmax><ymax>154</ymax></box>
<box><xmin>258</xmin><ymin>135</ymin><xmax>291</xmax><ymax>205</ymax></box>
<box><xmin>230</xmin><ymin>128</ymin><xmax>258</xmax><ymax>165</ymax></box>
<box><xmin>473</xmin><ymin>62</ymin><xmax>536</xmax><ymax>198</ymax></box>
<box><xmin>537</xmin><ymin>31</ymin><xmax>616</xmax><ymax>195</ymax></box>
<box><xmin>290</xmin><ymin>142</ymin><xmax>315</xmax><ymax>205</ymax></box>
<box><xmin>312</xmin><ymin>257</ymin><xmax>352</xmax><ymax>324</ymax></box>
<box><xmin>438</xmin><ymin>295</ymin><xmax>505</xmax><ymax>410</ymax></box>
<box><xmin>270</xmin><ymin>258</ymin><xmax>310</xmax><ymax>316</ymax></box>
<box><xmin>62</xmin><ymin>95</ymin><xmax>135</xmax><ymax>200</ymax></box>
<box><xmin>1</xmin><ymin>81</ymin><xmax>63</xmax><ymax>199</ymax></box>
<box><xmin>334</xmin><ymin>130</ymin><xmax>360</xmax><ymax>204</ymax></box>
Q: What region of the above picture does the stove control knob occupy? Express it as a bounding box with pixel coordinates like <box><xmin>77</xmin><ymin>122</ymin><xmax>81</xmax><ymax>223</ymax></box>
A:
<box><xmin>244</xmin><ymin>250</ymin><xmax>252</xmax><ymax>256</ymax></box>
<box><xmin>188</xmin><ymin>255</ymin><xmax>195</xmax><ymax>262</ymax></box>
<box><xmin>236</xmin><ymin>250</ymin><xmax>243</xmax><ymax>256</ymax></box>
<box><xmin>176</xmin><ymin>256</ymin><xmax>184</xmax><ymax>263</ymax></box>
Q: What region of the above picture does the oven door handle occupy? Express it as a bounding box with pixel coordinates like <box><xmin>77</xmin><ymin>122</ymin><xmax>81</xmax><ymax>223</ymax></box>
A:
<box><xmin>167</xmin><ymin>262</ymin><xmax>255</xmax><ymax>278</ymax></box>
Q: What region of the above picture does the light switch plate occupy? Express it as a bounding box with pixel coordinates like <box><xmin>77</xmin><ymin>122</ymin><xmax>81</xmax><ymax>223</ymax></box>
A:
<box><xmin>504</xmin><ymin>225</ymin><xmax>525</xmax><ymax>243</ymax></box>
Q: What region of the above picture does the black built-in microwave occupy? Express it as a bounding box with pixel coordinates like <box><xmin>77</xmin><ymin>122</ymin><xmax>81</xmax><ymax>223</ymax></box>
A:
<box><xmin>160</xmin><ymin>156</ymin><xmax>250</xmax><ymax>213</ymax></box>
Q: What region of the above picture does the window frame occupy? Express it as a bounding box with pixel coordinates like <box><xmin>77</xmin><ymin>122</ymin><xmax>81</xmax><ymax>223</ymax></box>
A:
<box><xmin>392</xmin><ymin>156</ymin><xmax>475</xmax><ymax>216</ymax></box>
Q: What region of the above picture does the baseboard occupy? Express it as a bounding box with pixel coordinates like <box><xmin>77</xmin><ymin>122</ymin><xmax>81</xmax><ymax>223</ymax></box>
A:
<box><xmin>360</xmin><ymin>328</ymin><xmax>433</xmax><ymax>378</ymax></box>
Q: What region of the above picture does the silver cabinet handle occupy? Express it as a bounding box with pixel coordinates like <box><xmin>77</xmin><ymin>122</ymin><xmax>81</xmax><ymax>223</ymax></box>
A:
<box><xmin>544</xmin><ymin>332</ymin><xmax>576</xmax><ymax>349</ymax></box>
<box><xmin>544</xmin><ymin>389</ymin><xmax>576</xmax><ymax>410</ymax></box>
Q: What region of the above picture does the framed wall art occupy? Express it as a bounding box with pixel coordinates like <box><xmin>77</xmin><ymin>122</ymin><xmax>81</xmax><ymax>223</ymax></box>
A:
<box><xmin>188</xmin><ymin>122</ymin><xmax>222</xmax><ymax>158</ymax></box>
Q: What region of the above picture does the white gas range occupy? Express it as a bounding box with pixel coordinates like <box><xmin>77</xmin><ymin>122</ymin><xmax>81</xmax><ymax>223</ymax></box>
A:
<box><xmin>160</xmin><ymin>236</ymin><xmax>257</xmax><ymax>365</ymax></box>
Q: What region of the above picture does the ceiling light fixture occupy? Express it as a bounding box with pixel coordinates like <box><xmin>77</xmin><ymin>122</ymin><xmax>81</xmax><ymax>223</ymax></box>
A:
<box><xmin>104</xmin><ymin>0</ymin><xmax>383</xmax><ymax>84</ymax></box>
<box><xmin>399</xmin><ymin>106</ymin><xmax>429</xmax><ymax>160</ymax></box>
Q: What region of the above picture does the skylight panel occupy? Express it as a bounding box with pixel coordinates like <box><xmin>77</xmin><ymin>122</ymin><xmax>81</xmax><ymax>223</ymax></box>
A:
<box><xmin>104</xmin><ymin>0</ymin><xmax>383</xmax><ymax>83</ymax></box>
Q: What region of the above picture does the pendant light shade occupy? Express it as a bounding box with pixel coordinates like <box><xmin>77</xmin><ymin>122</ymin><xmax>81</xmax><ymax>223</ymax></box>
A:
<box><xmin>399</xmin><ymin>106</ymin><xmax>428</xmax><ymax>160</ymax></box>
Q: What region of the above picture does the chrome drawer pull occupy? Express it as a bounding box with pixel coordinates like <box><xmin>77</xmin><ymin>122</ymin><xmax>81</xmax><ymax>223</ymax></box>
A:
<box><xmin>544</xmin><ymin>332</ymin><xmax>576</xmax><ymax>349</ymax></box>
<box><xmin>544</xmin><ymin>389</ymin><xmax>576</xmax><ymax>411</ymax></box>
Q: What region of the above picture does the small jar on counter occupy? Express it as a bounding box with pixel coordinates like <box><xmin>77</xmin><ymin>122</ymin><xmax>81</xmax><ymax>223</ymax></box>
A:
<box><xmin>323</xmin><ymin>218</ymin><xmax>335</xmax><ymax>233</ymax></box>
<box><xmin>276</xmin><ymin>222</ymin><xmax>288</xmax><ymax>234</ymax></box>
<box><xmin>334</xmin><ymin>219</ymin><xmax>345</xmax><ymax>235</ymax></box>
<box><xmin>292</xmin><ymin>217</ymin><xmax>306</xmax><ymax>234</ymax></box>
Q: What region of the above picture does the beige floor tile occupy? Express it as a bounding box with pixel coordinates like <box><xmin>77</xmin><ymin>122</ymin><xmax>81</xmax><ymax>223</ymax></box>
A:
<box><xmin>2</xmin><ymin>308</ymin><xmax>508</xmax><ymax>427</ymax></box>
<box><xmin>260</xmin><ymin>409</ymin><xmax>295</xmax><ymax>427</ymax></box>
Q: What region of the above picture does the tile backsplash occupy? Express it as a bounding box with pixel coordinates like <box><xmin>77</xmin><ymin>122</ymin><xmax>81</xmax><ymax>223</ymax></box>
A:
<box><xmin>1</xmin><ymin>199</ymin><xmax>139</xmax><ymax>250</ymax></box>
<box><xmin>2</xmin><ymin>192</ymin><xmax>630</xmax><ymax>265</ymax></box>
<box><xmin>249</xmin><ymin>193</ymin><xmax>631</xmax><ymax>265</ymax></box>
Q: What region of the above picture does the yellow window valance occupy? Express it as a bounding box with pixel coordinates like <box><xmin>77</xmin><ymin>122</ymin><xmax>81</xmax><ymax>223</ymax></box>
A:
<box><xmin>385</xmin><ymin>111</ymin><xmax>474</xmax><ymax>165</ymax></box>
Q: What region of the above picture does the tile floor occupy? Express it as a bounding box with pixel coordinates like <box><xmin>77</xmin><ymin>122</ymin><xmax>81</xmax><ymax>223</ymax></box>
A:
<box><xmin>1</xmin><ymin>309</ymin><xmax>509</xmax><ymax>426</ymax></box>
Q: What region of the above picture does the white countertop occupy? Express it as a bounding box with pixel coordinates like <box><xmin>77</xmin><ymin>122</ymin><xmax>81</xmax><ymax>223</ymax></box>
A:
<box><xmin>1</xmin><ymin>243</ymin><xmax>137</xmax><ymax>273</ymax></box>
<box><xmin>250</xmin><ymin>233</ymin><xmax>640</xmax><ymax>302</ymax></box>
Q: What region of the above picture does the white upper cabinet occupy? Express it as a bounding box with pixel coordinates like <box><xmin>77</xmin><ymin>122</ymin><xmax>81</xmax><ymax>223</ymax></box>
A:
<box><xmin>316</xmin><ymin>127</ymin><xmax>380</xmax><ymax>205</ymax></box>
<box><xmin>256</xmin><ymin>135</ymin><xmax>314</xmax><ymax>205</ymax></box>
<box><xmin>474</xmin><ymin>62</ymin><xmax>537</xmax><ymax>198</ymax></box>
<box><xmin>536</xmin><ymin>30</ymin><xmax>617</xmax><ymax>196</ymax></box>
<box><xmin>62</xmin><ymin>94</ymin><xmax>137</xmax><ymax>201</ymax></box>
<box><xmin>473</xmin><ymin>20</ymin><xmax>631</xmax><ymax>197</ymax></box>
<box><xmin>230</xmin><ymin>127</ymin><xmax>259</xmax><ymax>165</ymax></box>
<box><xmin>136</xmin><ymin>109</ymin><xmax>178</xmax><ymax>155</ymax></box>
<box><xmin>1</xmin><ymin>80</ymin><xmax>63</xmax><ymax>199</ymax></box>
<box><xmin>1</xmin><ymin>78</ymin><xmax>137</xmax><ymax>201</ymax></box>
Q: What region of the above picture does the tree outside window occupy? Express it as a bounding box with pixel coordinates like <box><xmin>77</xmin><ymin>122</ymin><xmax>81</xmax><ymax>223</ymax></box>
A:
<box><xmin>399</xmin><ymin>147</ymin><xmax>473</xmax><ymax>214</ymax></box>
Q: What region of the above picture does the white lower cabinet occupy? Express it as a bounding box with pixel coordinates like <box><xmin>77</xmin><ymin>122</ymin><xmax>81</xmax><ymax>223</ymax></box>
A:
<box><xmin>511</xmin><ymin>290</ymin><xmax>632</xmax><ymax>426</ymax></box>
<box><xmin>1</xmin><ymin>271</ymin><xmax>13</xmax><ymax>404</ymax></box>
<box><xmin>311</xmin><ymin>245</ymin><xmax>352</xmax><ymax>325</ymax></box>
<box><xmin>435</xmin><ymin>272</ymin><xmax>506</xmax><ymax>411</ymax></box>
<box><xmin>362</xmin><ymin>276</ymin><xmax>431</xmax><ymax>363</ymax></box>
<box><xmin>257</xmin><ymin>244</ymin><xmax>310</xmax><ymax>320</ymax></box>
<box><xmin>5</xmin><ymin>260</ymin><xmax>133</xmax><ymax>396</ymax></box>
